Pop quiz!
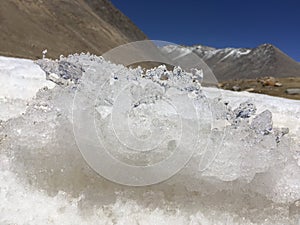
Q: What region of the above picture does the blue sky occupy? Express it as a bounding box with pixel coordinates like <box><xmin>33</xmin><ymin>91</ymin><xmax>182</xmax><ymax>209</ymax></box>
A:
<box><xmin>111</xmin><ymin>0</ymin><xmax>300</xmax><ymax>61</ymax></box>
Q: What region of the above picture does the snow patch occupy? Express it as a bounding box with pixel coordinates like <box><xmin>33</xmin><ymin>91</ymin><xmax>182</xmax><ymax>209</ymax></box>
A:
<box><xmin>0</xmin><ymin>56</ymin><xmax>55</xmax><ymax>121</ymax></box>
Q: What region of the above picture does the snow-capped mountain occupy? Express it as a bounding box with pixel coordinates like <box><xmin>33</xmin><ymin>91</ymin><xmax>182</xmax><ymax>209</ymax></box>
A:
<box><xmin>163</xmin><ymin>44</ymin><xmax>300</xmax><ymax>81</ymax></box>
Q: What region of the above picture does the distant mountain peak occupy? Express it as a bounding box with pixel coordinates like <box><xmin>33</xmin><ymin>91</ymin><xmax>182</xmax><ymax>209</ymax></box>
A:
<box><xmin>162</xmin><ymin>43</ymin><xmax>300</xmax><ymax>81</ymax></box>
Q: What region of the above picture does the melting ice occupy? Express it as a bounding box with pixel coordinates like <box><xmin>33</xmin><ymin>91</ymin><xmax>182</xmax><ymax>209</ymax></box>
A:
<box><xmin>0</xmin><ymin>54</ymin><xmax>300</xmax><ymax>224</ymax></box>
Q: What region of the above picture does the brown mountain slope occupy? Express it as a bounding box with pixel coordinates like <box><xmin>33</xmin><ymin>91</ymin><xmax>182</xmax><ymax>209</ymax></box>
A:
<box><xmin>195</xmin><ymin>44</ymin><xmax>300</xmax><ymax>81</ymax></box>
<box><xmin>0</xmin><ymin>0</ymin><xmax>147</xmax><ymax>59</ymax></box>
<box><xmin>209</xmin><ymin>44</ymin><xmax>300</xmax><ymax>80</ymax></box>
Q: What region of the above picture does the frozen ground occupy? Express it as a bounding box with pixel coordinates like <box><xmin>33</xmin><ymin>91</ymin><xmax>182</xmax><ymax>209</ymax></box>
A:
<box><xmin>0</xmin><ymin>55</ymin><xmax>300</xmax><ymax>225</ymax></box>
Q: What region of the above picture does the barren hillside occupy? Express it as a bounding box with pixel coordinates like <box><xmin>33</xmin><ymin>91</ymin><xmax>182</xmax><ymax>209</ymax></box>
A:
<box><xmin>0</xmin><ymin>0</ymin><xmax>147</xmax><ymax>59</ymax></box>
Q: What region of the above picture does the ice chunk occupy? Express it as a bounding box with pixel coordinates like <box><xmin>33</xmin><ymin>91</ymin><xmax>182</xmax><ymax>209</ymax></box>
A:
<box><xmin>233</xmin><ymin>101</ymin><xmax>256</xmax><ymax>119</ymax></box>
<box><xmin>251</xmin><ymin>110</ymin><xmax>273</xmax><ymax>135</ymax></box>
<box><xmin>1</xmin><ymin>54</ymin><xmax>300</xmax><ymax>224</ymax></box>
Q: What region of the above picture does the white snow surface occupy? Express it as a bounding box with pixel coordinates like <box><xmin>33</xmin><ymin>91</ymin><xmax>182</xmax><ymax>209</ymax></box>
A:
<box><xmin>0</xmin><ymin>56</ymin><xmax>55</xmax><ymax>121</ymax></box>
<box><xmin>0</xmin><ymin>55</ymin><xmax>300</xmax><ymax>225</ymax></box>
